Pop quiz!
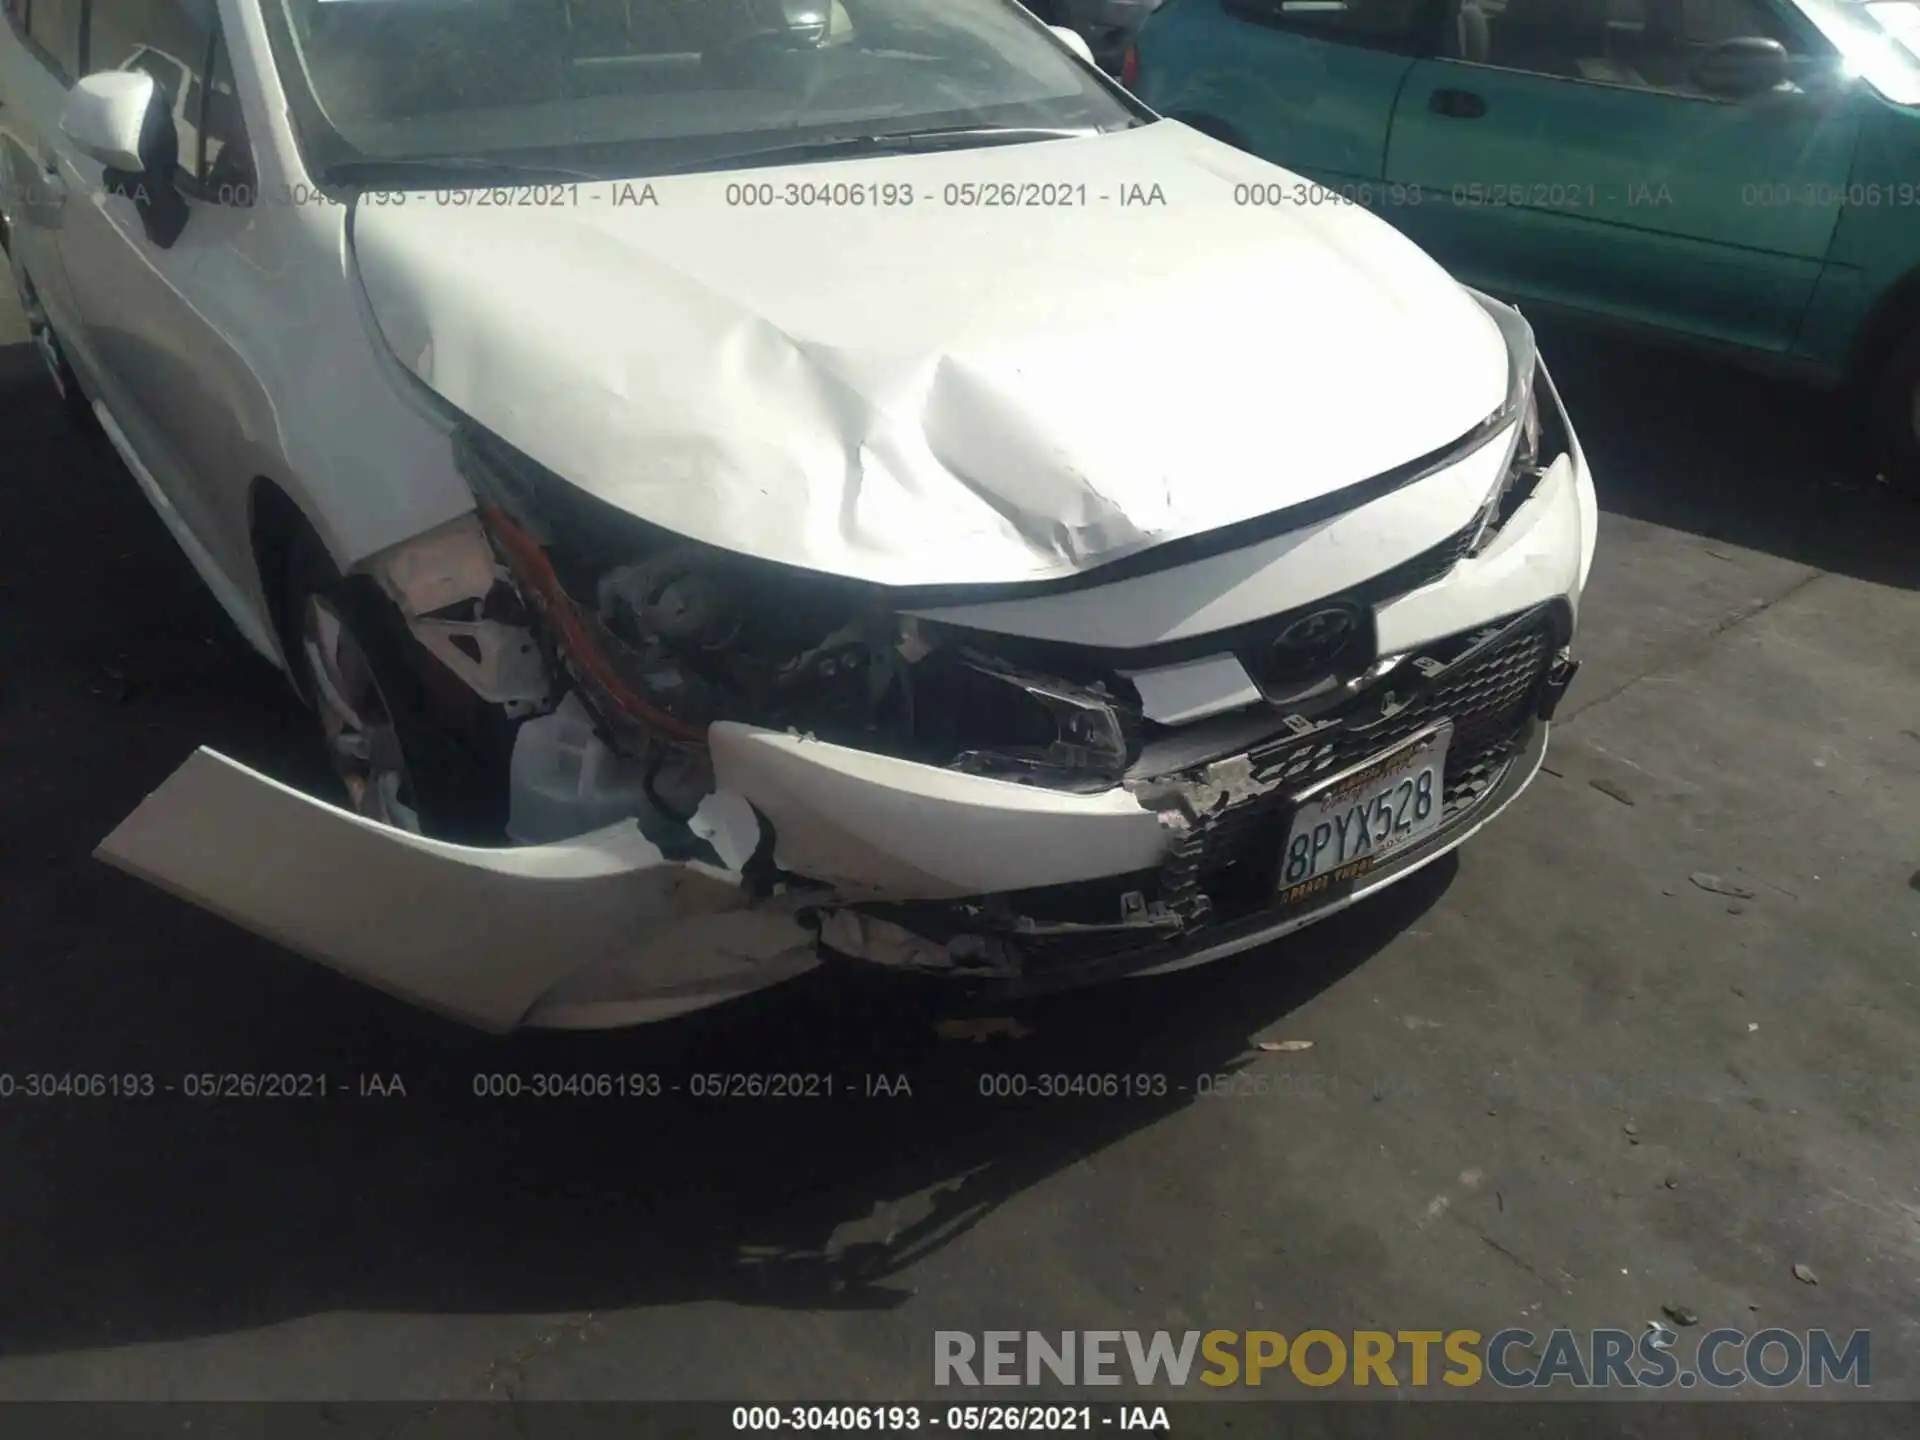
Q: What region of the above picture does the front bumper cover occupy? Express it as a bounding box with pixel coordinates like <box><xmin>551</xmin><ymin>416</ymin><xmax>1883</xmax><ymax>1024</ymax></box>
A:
<box><xmin>845</xmin><ymin>713</ymin><xmax>1553</xmax><ymax>999</ymax></box>
<box><xmin>822</xmin><ymin>598</ymin><xmax>1574</xmax><ymax>994</ymax></box>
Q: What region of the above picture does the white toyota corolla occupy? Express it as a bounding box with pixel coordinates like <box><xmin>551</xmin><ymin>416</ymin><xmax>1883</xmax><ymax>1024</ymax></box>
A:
<box><xmin>1</xmin><ymin>0</ymin><xmax>1595</xmax><ymax>1030</ymax></box>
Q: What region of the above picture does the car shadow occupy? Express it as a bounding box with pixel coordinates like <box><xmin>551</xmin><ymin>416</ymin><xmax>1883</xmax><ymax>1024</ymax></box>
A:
<box><xmin>1532</xmin><ymin>317</ymin><xmax>1919</xmax><ymax>592</ymax></box>
<box><xmin>0</xmin><ymin>337</ymin><xmax>1459</xmax><ymax>1357</ymax></box>
<box><xmin>3</xmin><ymin>304</ymin><xmax>1905</xmax><ymax>1361</ymax></box>
<box><xmin>2</xmin><ymin>829</ymin><xmax>1458</xmax><ymax>1358</ymax></box>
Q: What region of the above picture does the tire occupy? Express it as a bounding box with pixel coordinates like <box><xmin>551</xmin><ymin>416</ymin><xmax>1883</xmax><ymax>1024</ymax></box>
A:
<box><xmin>1871</xmin><ymin>327</ymin><xmax>1920</xmax><ymax>500</ymax></box>
<box><xmin>281</xmin><ymin>529</ymin><xmax>513</xmax><ymax>843</ymax></box>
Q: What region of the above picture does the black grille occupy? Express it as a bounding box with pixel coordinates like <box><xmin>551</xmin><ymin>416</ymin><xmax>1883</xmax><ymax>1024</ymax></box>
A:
<box><xmin>1162</xmin><ymin>607</ymin><xmax>1559</xmax><ymax>918</ymax></box>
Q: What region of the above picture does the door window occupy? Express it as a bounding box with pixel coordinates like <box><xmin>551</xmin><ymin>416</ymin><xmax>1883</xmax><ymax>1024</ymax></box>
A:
<box><xmin>1440</xmin><ymin>0</ymin><xmax>1818</xmax><ymax>95</ymax></box>
<box><xmin>85</xmin><ymin>0</ymin><xmax>255</xmax><ymax>202</ymax></box>
<box><xmin>1225</xmin><ymin>0</ymin><xmax>1435</xmax><ymax>53</ymax></box>
<box><xmin>25</xmin><ymin>0</ymin><xmax>85</xmax><ymax>79</ymax></box>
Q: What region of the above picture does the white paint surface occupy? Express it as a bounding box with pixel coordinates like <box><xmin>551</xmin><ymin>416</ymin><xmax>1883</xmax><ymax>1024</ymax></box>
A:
<box><xmin>353</xmin><ymin>120</ymin><xmax>1508</xmax><ymax>587</ymax></box>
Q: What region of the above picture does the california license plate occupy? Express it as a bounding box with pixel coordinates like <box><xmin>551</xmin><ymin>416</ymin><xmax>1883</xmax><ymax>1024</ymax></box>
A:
<box><xmin>1276</xmin><ymin>722</ymin><xmax>1453</xmax><ymax>906</ymax></box>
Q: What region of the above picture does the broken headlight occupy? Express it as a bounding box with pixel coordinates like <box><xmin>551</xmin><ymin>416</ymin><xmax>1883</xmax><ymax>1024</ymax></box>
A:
<box><xmin>456</xmin><ymin>425</ymin><xmax>1136</xmax><ymax>791</ymax></box>
<box><xmin>590</xmin><ymin>544</ymin><xmax>915</xmax><ymax>743</ymax></box>
<box><xmin>904</xmin><ymin>643</ymin><xmax>1135</xmax><ymax>792</ymax></box>
<box><xmin>1467</xmin><ymin>380</ymin><xmax>1544</xmax><ymax>555</ymax></box>
<box><xmin>1463</xmin><ymin>289</ymin><xmax>1557</xmax><ymax>555</ymax></box>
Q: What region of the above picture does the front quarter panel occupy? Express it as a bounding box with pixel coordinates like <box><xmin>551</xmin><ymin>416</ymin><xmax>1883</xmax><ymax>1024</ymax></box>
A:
<box><xmin>171</xmin><ymin>0</ymin><xmax>486</xmax><ymax>637</ymax></box>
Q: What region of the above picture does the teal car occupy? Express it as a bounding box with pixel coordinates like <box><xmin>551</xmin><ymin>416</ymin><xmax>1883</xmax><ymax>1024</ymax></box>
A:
<box><xmin>1130</xmin><ymin>0</ymin><xmax>1920</xmax><ymax>491</ymax></box>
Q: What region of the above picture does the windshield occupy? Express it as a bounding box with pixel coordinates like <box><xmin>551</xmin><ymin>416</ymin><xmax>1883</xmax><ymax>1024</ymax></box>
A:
<box><xmin>261</xmin><ymin>0</ymin><xmax>1140</xmax><ymax>182</ymax></box>
<box><xmin>1793</xmin><ymin>0</ymin><xmax>1920</xmax><ymax>102</ymax></box>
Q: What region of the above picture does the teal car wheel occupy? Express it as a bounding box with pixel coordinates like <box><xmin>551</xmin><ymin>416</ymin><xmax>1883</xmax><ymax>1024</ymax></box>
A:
<box><xmin>1873</xmin><ymin>329</ymin><xmax>1920</xmax><ymax>499</ymax></box>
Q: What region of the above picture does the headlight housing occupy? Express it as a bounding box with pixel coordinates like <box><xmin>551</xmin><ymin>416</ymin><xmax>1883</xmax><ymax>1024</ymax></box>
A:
<box><xmin>1463</xmin><ymin>289</ymin><xmax>1558</xmax><ymax>555</ymax></box>
<box><xmin>454</xmin><ymin>425</ymin><xmax>1137</xmax><ymax>793</ymax></box>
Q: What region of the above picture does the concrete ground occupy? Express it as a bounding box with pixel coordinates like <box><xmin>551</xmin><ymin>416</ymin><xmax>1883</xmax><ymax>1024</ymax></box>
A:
<box><xmin>0</xmin><ymin>283</ymin><xmax>1915</xmax><ymax>1424</ymax></box>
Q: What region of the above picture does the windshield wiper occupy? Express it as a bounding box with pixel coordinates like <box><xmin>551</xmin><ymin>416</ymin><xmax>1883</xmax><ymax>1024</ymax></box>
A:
<box><xmin>321</xmin><ymin>156</ymin><xmax>606</xmax><ymax>189</ymax></box>
<box><xmin>665</xmin><ymin>124</ymin><xmax>1100</xmax><ymax>175</ymax></box>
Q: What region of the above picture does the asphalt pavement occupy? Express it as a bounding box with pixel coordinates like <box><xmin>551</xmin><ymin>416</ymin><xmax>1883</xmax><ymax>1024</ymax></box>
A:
<box><xmin>0</xmin><ymin>289</ymin><xmax>1916</xmax><ymax>1424</ymax></box>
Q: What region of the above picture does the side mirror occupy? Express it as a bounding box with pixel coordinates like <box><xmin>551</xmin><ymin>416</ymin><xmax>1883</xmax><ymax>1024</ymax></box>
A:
<box><xmin>60</xmin><ymin>70</ymin><xmax>188</xmax><ymax>247</ymax></box>
<box><xmin>1691</xmin><ymin>36</ymin><xmax>1789</xmax><ymax>98</ymax></box>
<box><xmin>775</xmin><ymin>0</ymin><xmax>831</xmax><ymax>45</ymax></box>
<box><xmin>1049</xmin><ymin>24</ymin><xmax>1096</xmax><ymax>65</ymax></box>
<box><xmin>59</xmin><ymin>71</ymin><xmax>164</xmax><ymax>172</ymax></box>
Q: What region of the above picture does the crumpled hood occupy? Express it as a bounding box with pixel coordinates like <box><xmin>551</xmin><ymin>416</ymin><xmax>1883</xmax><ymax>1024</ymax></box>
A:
<box><xmin>351</xmin><ymin>120</ymin><xmax>1508</xmax><ymax>588</ymax></box>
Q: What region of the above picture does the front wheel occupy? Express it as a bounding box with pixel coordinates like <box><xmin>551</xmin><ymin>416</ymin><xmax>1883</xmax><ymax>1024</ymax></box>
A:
<box><xmin>283</xmin><ymin>532</ymin><xmax>513</xmax><ymax>841</ymax></box>
<box><xmin>1871</xmin><ymin>328</ymin><xmax>1920</xmax><ymax>499</ymax></box>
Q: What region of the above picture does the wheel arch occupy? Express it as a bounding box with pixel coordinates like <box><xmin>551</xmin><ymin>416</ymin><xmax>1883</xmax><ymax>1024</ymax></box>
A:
<box><xmin>1845</xmin><ymin>263</ymin><xmax>1920</xmax><ymax>392</ymax></box>
<box><xmin>247</xmin><ymin>476</ymin><xmax>330</xmax><ymax>678</ymax></box>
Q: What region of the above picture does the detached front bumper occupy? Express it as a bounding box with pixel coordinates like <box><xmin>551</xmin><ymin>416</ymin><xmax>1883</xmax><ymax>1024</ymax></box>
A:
<box><xmin>96</xmin><ymin>374</ymin><xmax>1595</xmax><ymax>1031</ymax></box>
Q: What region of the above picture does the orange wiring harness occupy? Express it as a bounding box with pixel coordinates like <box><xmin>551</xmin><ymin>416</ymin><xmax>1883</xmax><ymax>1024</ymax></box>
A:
<box><xmin>478</xmin><ymin>502</ymin><xmax>709</xmax><ymax>745</ymax></box>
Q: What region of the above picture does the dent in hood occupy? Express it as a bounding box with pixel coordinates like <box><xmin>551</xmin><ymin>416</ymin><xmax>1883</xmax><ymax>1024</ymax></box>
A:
<box><xmin>350</xmin><ymin>122</ymin><xmax>1508</xmax><ymax>587</ymax></box>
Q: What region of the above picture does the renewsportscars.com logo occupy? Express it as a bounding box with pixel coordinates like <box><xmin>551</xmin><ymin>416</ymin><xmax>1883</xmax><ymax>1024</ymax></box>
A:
<box><xmin>933</xmin><ymin>1328</ymin><xmax>1871</xmax><ymax>1391</ymax></box>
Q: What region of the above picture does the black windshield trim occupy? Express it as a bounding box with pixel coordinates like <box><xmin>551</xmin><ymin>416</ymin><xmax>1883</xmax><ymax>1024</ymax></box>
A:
<box><xmin>455</xmin><ymin>403</ymin><xmax>1517</xmax><ymax>612</ymax></box>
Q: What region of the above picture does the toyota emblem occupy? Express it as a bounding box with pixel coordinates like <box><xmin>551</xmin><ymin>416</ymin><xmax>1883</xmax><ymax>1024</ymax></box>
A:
<box><xmin>1264</xmin><ymin>603</ymin><xmax>1362</xmax><ymax>683</ymax></box>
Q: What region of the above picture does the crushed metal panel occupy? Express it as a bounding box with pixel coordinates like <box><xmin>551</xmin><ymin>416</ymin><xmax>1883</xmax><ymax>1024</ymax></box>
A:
<box><xmin>368</xmin><ymin>513</ymin><xmax>556</xmax><ymax>713</ymax></box>
<box><xmin>373</xmin><ymin>514</ymin><xmax>500</xmax><ymax>616</ymax></box>
<box><xmin>94</xmin><ymin>749</ymin><xmax>750</xmax><ymax>1032</ymax></box>
<box><xmin>404</xmin><ymin>615</ymin><xmax>554</xmax><ymax>712</ymax></box>
<box><xmin>817</xmin><ymin>910</ymin><xmax>962</xmax><ymax>972</ymax></box>
<box><xmin>348</xmin><ymin>121</ymin><xmax>1509</xmax><ymax>587</ymax></box>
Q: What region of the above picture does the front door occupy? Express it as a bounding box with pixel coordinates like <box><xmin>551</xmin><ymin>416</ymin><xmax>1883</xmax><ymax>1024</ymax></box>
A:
<box><xmin>1141</xmin><ymin>0</ymin><xmax>1429</xmax><ymax>186</ymax></box>
<box><xmin>46</xmin><ymin>0</ymin><xmax>265</xmax><ymax>607</ymax></box>
<box><xmin>1383</xmin><ymin>0</ymin><xmax>1863</xmax><ymax>352</ymax></box>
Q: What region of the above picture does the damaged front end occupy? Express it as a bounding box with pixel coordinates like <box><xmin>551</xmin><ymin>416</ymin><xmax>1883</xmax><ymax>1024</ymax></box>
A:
<box><xmin>96</xmin><ymin>329</ymin><xmax>1586</xmax><ymax>1026</ymax></box>
<box><xmin>817</xmin><ymin>601</ymin><xmax>1573</xmax><ymax>993</ymax></box>
<box><xmin>443</xmin><ymin>384</ymin><xmax>1577</xmax><ymax>999</ymax></box>
<box><xmin>93</xmin><ymin>427</ymin><xmax>1179</xmax><ymax>1032</ymax></box>
<box><xmin>456</xmin><ymin>424</ymin><xmax>1147</xmax><ymax>839</ymax></box>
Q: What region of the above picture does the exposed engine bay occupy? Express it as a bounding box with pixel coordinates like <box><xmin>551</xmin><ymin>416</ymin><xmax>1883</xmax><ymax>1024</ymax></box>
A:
<box><xmin>455</xmin><ymin>425</ymin><xmax>1139</xmax><ymax>805</ymax></box>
